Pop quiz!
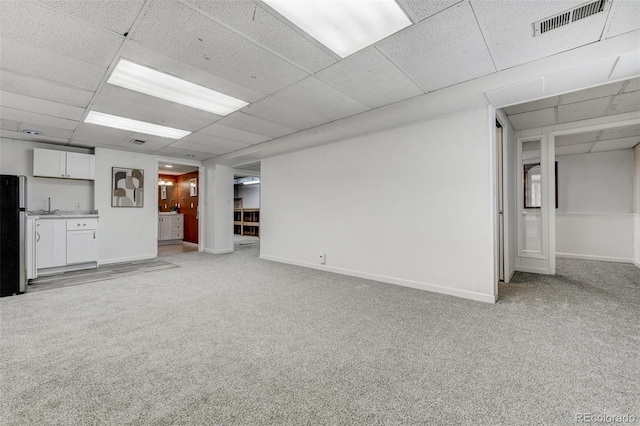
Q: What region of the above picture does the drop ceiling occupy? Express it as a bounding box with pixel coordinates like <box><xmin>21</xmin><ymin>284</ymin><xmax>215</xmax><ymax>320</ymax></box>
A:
<box><xmin>1</xmin><ymin>0</ymin><xmax>639</xmax><ymax>162</ymax></box>
<box><xmin>502</xmin><ymin>77</ymin><xmax>640</xmax><ymax>155</ymax></box>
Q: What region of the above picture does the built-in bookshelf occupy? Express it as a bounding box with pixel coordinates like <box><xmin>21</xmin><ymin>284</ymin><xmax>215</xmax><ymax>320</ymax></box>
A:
<box><xmin>233</xmin><ymin>198</ymin><xmax>259</xmax><ymax>237</ymax></box>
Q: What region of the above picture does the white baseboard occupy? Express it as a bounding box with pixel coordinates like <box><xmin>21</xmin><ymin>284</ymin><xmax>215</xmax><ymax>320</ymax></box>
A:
<box><xmin>259</xmin><ymin>255</ymin><xmax>496</xmax><ymax>304</ymax></box>
<box><xmin>204</xmin><ymin>248</ymin><xmax>233</xmax><ymax>254</ymax></box>
<box><xmin>556</xmin><ymin>253</ymin><xmax>633</xmax><ymax>264</ymax></box>
<box><xmin>634</xmin><ymin>260</ymin><xmax>640</xmax><ymax>269</ymax></box>
<box><xmin>514</xmin><ymin>266</ymin><xmax>550</xmax><ymax>274</ymax></box>
<box><xmin>98</xmin><ymin>254</ymin><xmax>155</xmax><ymax>266</ymax></box>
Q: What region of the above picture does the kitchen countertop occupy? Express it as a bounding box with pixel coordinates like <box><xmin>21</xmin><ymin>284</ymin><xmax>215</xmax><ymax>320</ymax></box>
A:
<box><xmin>27</xmin><ymin>210</ymin><xmax>99</xmax><ymax>219</ymax></box>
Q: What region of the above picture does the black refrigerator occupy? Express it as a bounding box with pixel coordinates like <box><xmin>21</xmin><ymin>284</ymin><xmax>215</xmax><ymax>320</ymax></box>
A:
<box><xmin>0</xmin><ymin>175</ymin><xmax>28</xmax><ymax>297</ymax></box>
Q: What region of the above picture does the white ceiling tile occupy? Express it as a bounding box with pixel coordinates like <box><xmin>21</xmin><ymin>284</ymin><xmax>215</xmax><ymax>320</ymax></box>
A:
<box><xmin>1</xmin><ymin>119</ymin><xmax>19</xmax><ymax>132</ymax></box>
<box><xmin>0</xmin><ymin>71</ymin><xmax>94</xmax><ymax>108</ymax></box>
<box><xmin>560</xmin><ymin>82</ymin><xmax>624</xmax><ymax>104</ymax></box>
<box><xmin>131</xmin><ymin>1</ymin><xmax>309</xmax><ymax>94</ymax></box>
<box><xmin>198</xmin><ymin>123</ymin><xmax>271</xmax><ymax>145</ymax></box>
<box><xmin>0</xmin><ymin>107</ymin><xmax>78</xmax><ymax>131</ymax></box>
<box><xmin>242</xmin><ymin>97</ymin><xmax>329</xmax><ymax>130</ymax></box>
<box><xmin>503</xmin><ymin>96</ymin><xmax>559</xmax><ymax>115</ymax></box>
<box><xmin>272</xmin><ymin>77</ymin><xmax>370</xmax><ymax>121</ymax></box>
<box><xmin>508</xmin><ymin>108</ymin><xmax>556</xmax><ymax>130</ymax></box>
<box><xmin>0</xmin><ymin>119</ymin><xmax>74</xmax><ymax>140</ymax></box>
<box><xmin>91</xmin><ymin>91</ymin><xmax>220</xmax><ymax>132</ymax></box>
<box><xmin>607</xmin><ymin>91</ymin><xmax>640</xmax><ymax>115</ymax></box>
<box><xmin>39</xmin><ymin>0</ymin><xmax>144</xmax><ymax>35</ymax></box>
<box><xmin>71</xmin><ymin>123</ymin><xmax>133</xmax><ymax>146</ymax></box>
<box><xmin>557</xmin><ymin>97</ymin><xmax>611</xmax><ymax>123</ymax></box>
<box><xmin>181</xmin><ymin>132</ymin><xmax>251</xmax><ymax>150</ymax></box>
<box><xmin>168</xmin><ymin>140</ymin><xmax>233</xmax><ymax>155</ymax></box>
<box><xmin>555</xmin><ymin>131</ymin><xmax>600</xmax><ymax>146</ymax></box>
<box><xmin>1</xmin><ymin>91</ymin><xmax>85</xmax><ymax>121</ymax></box>
<box><xmin>0</xmin><ymin>129</ymin><xmax>70</xmax><ymax>146</ymax></box>
<box><xmin>605</xmin><ymin>0</ymin><xmax>640</xmax><ymax>39</ymax></box>
<box><xmin>186</xmin><ymin>0</ymin><xmax>337</xmax><ymax>73</ymax></box>
<box><xmin>0</xmin><ymin>1</ymin><xmax>123</xmax><ymax>68</ymax></box>
<box><xmin>316</xmin><ymin>48</ymin><xmax>424</xmax><ymax>108</ymax></box>
<box><xmin>118</xmin><ymin>41</ymin><xmax>265</xmax><ymax>104</ymax></box>
<box><xmin>472</xmin><ymin>0</ymin><xmax>607</xmax><ymax>70</ymax></box>
<box><xmin>623</xmin><ymin>78</ymin><xmax>640</xmax><ymax>93</ymax></box>
<box><xmin>555</xmin><ymin>142</ymin><xmax>595</xmax><ymax>156</ymax></box>
<box><xmin>377</xmin><ymin>2</ymin><xmax>495</xmax><ymax>92</ymax></box>
<box><xmin>215</xmin><ymin>112</ymin><xmax>297</xmax><ymax>139</ymax></box>
<box><xmin>400</xmin><ymin>0</ymin><xmax>462</xmax><ymax>22</ymax></box>
<box><xmin>590</xmin><ymin>137</ymin><xmax>640</xmax><ymax>152</ymax></box>
<box><xmin>155</xmin><ymin>147</ymin><xmax>214</xmax><ymax>161</ymax></box>
<box><xmin>118</xmin><ymin>134</ymin><xmax>176</xmax><ymax>151</ymax></box>
<box><xmin>0</xmin><ymin>38</ymin><xmax>106</xmax><ymax>92</ymax></box>
<box><xmin>599</xmin><ymin>124</ymin><xmax>640</xmax><ymax>141</ymax></box>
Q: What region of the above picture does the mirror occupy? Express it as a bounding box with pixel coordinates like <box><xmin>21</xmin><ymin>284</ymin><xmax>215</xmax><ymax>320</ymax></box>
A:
<box><xmin>190</xmin><ymin>178</ymin><xmax>197</xmax><ymax>197</ymax></box>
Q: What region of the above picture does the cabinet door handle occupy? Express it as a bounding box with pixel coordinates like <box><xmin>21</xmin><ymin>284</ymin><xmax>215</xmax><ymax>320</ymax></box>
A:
<box><xmin>93</xmin><ymin>231</ymin><xmax>95</xmax><ymax>239</ymax></box>
<box><xmin>36</xmin><ymin>232</ymin><xmax>40</xmax><ymax>242</ymax></box>
<box><xmin>83</xmin><ymin>223</ymin><xmax>86</xmax><ymax>227</ymax></box>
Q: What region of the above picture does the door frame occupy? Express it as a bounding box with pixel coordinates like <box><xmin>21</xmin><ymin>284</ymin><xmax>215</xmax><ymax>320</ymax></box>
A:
<box><xmin>154</xmin><ymin>157</ymin><xmax>205</xmax><ymax>256</ymax></box>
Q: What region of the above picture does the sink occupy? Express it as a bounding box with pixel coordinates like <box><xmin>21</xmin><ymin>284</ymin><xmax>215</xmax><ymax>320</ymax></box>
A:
<box><xmin>37</xmin><ymin>210</ymin><xmax>58</xmax><ymax>215</ymax></box>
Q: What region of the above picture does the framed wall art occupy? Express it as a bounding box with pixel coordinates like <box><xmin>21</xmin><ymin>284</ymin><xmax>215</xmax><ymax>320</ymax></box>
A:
<box><xmin>112</xmin><ymin>167</ymin><xmax>144</xmax><ymax>207</ymax></box>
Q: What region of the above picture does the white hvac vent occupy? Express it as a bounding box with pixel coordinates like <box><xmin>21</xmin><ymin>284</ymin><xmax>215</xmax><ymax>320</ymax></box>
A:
<box><xmin>534</xmin><ymin>0</ymin><xmax>608</xmax><ymax>36</ymax></box>
<box><xmin>129</xmin><ymin>139</ymin><xmax>146</xmax><ymax>145</ymax></box>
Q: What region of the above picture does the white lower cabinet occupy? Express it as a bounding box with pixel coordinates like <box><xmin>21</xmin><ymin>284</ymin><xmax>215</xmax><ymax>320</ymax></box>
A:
<box><xmin>35</xmin><ymin>217</ymin><xmax>98</xmax><ymax>273</ymax></box>
<box><xmin>36</xmin><ymin>220</ymin><xmax>67</xmax><ymax>269</ymax></box>
<box><xmin>67</xmin><ymin>230</ymin><xmax>97</xmax><ymax>264</ymax></box>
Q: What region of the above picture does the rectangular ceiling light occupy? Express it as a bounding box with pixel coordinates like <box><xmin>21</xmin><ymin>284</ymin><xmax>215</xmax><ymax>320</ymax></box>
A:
<box><xmin>107</xmin><ymin>59</ymin><xmax>248</xmax><ymax>116</ymax></box>
<box><xmin>84</xmin><ymin>111</ymin><xmax>191</xmax><ymax>139</ymax></box>
<box><xmin>262</xmin><ymin>0</ymin><xmax>411</xmax><ymax>58</ymax></box>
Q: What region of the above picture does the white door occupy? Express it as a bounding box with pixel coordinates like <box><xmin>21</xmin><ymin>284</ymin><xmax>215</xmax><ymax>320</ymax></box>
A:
<box><xmin>36</xmin><ymin>220</ymin><xmax>66</xmax><ymax>268</ymax></box>
<box><xmin>66</xmin><ymin>153</ymin><xmax>95</xmax><ymax>180</ymax></box>
<box><xmin>67</xmin><ymin>230</ymin><xmax>97</xmax><ymax>264</ymax></box>
<box><xmin>33</xmin><ymin>149</ymin><xmax>66</xmax><ymax>178</ymax></box>
<box><xmin>159</xmin><ymin>216</ymin><xmax>173</xmax><ymax>240</ymax></box>
<box><xmin>515</xmin><ymin>136</ymin><xmax>553</xmax><ymax>274</ymax></box>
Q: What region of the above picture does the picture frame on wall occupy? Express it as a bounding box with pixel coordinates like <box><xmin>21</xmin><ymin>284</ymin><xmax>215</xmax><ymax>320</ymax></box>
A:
<box><xmin>112</xmin><ymin>167</ymin><xmax>144</xmax><ymax>207</ymax></box>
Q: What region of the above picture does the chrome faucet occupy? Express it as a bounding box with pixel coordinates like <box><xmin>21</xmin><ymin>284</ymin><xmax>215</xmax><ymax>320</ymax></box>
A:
<box><xmin>48</xmin><ymin>197</ymin><xmax>51</xmax><ymax>214</ymax></box>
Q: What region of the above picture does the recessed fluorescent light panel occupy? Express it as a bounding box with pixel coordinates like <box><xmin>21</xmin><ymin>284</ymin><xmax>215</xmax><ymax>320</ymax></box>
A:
<box><xmin>262</xmin><ymin>0</ymin><xmax>411</xmax><ymax>58</ymax></box>
<box><xmin>84</xmin><ymin>111</ymin><xmax>191</xmax><ymax>139</ymax></box>
<box><xmin>107</xmin><ymin>59</ymin><xmax>248</xmax><ymax>116</ymax></box>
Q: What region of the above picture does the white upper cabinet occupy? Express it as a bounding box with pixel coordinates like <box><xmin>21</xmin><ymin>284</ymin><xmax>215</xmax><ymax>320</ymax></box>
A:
<box><xmin>33</xmin><ymin>148</ymin><xmax>95</xmax><ymax>180</ymax></box>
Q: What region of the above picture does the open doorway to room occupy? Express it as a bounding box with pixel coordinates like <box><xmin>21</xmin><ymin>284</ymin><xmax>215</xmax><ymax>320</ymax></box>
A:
<box><xmin>498</xmin><ymin>77</ymin><xmax>640</xmax><ymax>298</ymax></box>
<box><xmin>233</xmin><ymin>162</ymin><xmax>261</xmax><ymax>250</ymax></box>
<box><xmin>158</xmin><ymin>162</ymin><xmax>200</xmax><ymax>256</ymax></box>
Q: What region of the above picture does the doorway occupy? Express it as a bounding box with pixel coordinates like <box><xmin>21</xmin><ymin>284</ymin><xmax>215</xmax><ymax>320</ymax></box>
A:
<box><xmin>233</xmin><ymin>163</ymin><xmax>261</xmax><ymax>250</ymax></box>
<box><xmin>157</xmin><ymin>161</ymin><xmax>202</xmax><ymax>256</ymax></box>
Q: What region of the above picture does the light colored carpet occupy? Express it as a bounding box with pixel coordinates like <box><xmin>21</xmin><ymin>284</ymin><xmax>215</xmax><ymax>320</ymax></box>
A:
<box><xmin>1</xmin><ymin>249</ymin><xmax>638</xmax><ymax>425</ymax></box>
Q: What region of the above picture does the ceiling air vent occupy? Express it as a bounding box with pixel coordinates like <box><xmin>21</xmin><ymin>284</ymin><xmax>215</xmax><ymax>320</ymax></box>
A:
<box><xmin>130</xmin><ymin>139</ymin><xmax>146</xmax><ymax>145</ymax></box>
<box><xmin>534</xmin><ymin>0</ymin><xmax>608</xmax><ymax>36</ymax></box>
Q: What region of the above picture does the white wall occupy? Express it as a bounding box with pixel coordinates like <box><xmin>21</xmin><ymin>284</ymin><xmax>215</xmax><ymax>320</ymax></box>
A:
<box><xmin>237</xmin><ymin>184</ymin><xmax>260</xmax><ymax>208</ymax></box>
<box><xmin>261</xmin><ymin>107</ymin><xmax>496</xmax><ymax>303</ymax></box>
<box><xmin>554</xmin><ymin>149</ymin><xmax>635</xmax><ymax>263</ymax></box>
<box><xmin>94</xmin><ymin>148</ymin><xmax>156</xmax><ymax>264</ymax></box>
<box><xmin>0</xmin><ymin>138</ymin><xmax>94</xmax><ymax>211</ymax></box>
<box><xmin>635</xmin><ymin>144</ymin><xmax>640</xmax><ymax>267</ymax></box>
<box><xmin>204</xmin><ymin>162</ymin><xmax>233</xmax><ymax>254</ymax></box>
<box><xmin>556</xmin><ymin>150</ymin><xmax>634</xmax><ymax>214</ymax></box>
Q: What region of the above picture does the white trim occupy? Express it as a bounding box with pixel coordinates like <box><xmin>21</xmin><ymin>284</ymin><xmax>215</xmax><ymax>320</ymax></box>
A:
<box><xmin>204</xmin><ymin>248</ymin><xmax>233</xmax><ymax>255</ymax></box>
<box><xmin>514</xmin><ymin>265</ymin><xmax>550</xmax><ymax>274</ymax></box>
<box><xmin>508</xmin><ymin>268</ymin><xmax>516</xmax><ymax>281</ymax></box>
<box><xmin>556</xmin><ymin>253</ymin><xmax>634</xmax><ymax>264</ymax></box>
<box><xmin>634</xmin><ymin>261</ymin><xmax>640</xmax><ymax>269</ymax></box>
<box><xmin>99</xmin><ymin>254</ymin><xmax>155</xmax><ymax>265</ymax></box>
<box><xmin>260</xmin><ymin>255</ymin><xmax>496</xmax><ymax>304</ymax></box>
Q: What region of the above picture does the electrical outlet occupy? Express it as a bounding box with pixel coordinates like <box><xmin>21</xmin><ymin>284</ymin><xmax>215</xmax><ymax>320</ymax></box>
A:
<box><xmin>319</xmin><ymin>252</ymin><xmax>326</xmax><ymax>264</ymax></box>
